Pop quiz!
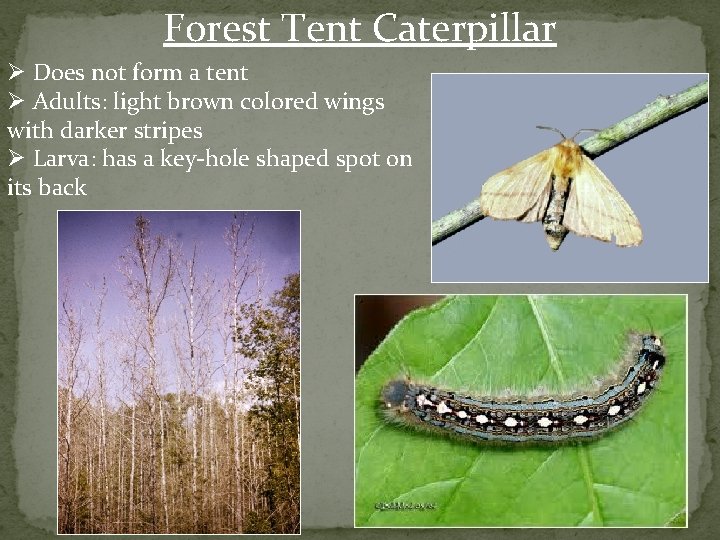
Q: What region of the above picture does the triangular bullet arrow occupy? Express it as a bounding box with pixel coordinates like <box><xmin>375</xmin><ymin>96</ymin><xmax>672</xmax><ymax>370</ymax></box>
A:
<box><xmin>9</xmin><ymin>92</ymin><xmax>23</xmax><ymax>108</ymax></box>
<box><xmin>9</xmin><ymin>149</ymin><xmax>23</xmax><ymax>166</ymax></box>
<box><xmin>9</xmin><ymin>63</ymin><xmax>23</xmax><ymax>80</ymax></box>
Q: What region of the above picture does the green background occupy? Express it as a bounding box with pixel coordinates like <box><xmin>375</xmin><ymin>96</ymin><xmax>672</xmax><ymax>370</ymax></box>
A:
<box><xmin>0</xmin><ymin>1</ymin><xmax>716</xmax><ymax>538</ymax></box>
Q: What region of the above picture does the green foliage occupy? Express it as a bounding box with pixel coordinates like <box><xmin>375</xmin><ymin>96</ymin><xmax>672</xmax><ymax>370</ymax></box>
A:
<box><xmin>355</xmin><ymin>295</ymin><xmax>686</xmax><ymax>527</ymax></box>
<box><xmin>244</xmin><ymin>510</ymin><xmax>273</xmax><ymax>534</ymax></box>
<box><xmin>234</xmin><ymin>272</ymin><xmax>300</xmax><ymax>534</ymax></box>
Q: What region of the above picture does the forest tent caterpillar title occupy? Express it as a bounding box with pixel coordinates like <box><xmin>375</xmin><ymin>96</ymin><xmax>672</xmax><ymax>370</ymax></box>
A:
<box><xmin>381</xmin><ymin>333</ymin><xmax>664</xmax><ymax>442</ymax></box>
<box><xmin>479</xmin><ymin>126</ymin><xmax>642</xmax><ymax>251</ymax></box>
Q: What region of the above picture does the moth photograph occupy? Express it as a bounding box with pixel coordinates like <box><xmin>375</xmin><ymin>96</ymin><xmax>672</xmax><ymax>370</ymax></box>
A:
<box><xmin>480</xmin><ymin>126</ymin><xmax>642</xmax><ymax>251</ymax></box>
<box><xmin>354</xmin><ymin>295</ymin><xmax>687</xmax><ymax>528</ymax></box>
<box><xmin>431</xmin><ymin>74</ymin><xmax>708</xmax><ymax>283</ymax></box>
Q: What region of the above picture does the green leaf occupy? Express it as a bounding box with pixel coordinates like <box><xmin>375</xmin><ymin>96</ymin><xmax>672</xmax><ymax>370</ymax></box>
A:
<box><xmin>355</xmin><ymin>295</ymin><xmax>686</xmax><ymax>527</ymax></box>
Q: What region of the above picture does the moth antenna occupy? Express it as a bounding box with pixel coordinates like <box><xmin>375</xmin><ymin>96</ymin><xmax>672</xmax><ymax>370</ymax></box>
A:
<box><xmin>569</xmin><ymin>128</ymin><xmax>601</xmax><ymax>140</ymax></box>
<box><xmin>536</xmin><ymin>125</ymin><xmax>566</xmax><ymax>139</ymax></box>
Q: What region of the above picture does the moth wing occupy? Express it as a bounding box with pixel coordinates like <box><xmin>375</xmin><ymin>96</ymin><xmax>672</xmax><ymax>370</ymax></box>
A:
<box><xmin>564</xmin><ymin>155</ymin><xmax>642</xmax><ymax>246</ymax></box>
<box><xmin>479</xmin><ymin>149</ymin><xmax>554</xmax><ymax>222</ymax></box>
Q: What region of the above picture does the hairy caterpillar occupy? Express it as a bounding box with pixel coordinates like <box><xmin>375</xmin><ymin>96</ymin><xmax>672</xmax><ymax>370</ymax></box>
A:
<box><xmin>479</xmin><ymin>126</ymin><xmax>642</xmax><ymax>251</ymax></box>
<box><xmin>381</xmin><ymin>334</ymin><xmax>664</xmax><ymax>442</ymax></box>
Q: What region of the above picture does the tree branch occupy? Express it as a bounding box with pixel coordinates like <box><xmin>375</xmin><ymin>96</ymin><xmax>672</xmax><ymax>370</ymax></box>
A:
<box><xmin>431</xmin><ymin>79</ymin><xmax>708</xmax><ymax>246</ymax></box>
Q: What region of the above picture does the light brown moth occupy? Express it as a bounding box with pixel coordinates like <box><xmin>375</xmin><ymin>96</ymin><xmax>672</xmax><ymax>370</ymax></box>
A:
<box><xmin>479</xmin><ymin>126</ymin><xmax>642</xmax><ymax>251</ymax></box>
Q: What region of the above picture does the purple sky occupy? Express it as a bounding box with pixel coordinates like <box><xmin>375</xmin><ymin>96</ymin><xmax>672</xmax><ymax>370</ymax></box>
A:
<box><xmin>58</xmin><ymin>210</ymin><xmax>299</xmax><ymax>397</ymax></box>
<box><xmin>59</xmin><ymin>210</ymin><xmax>299</xmax><ymax>296</ymax></box>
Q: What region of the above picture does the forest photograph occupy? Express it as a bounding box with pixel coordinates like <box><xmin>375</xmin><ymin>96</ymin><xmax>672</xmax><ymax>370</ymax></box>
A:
<box><xmin>57</xmin><ymin>210</ymin><xmax>300</xmax><ymax>534</ymax></box>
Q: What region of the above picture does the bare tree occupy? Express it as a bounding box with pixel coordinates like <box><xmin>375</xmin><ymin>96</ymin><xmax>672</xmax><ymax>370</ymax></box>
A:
<box><xmin>174</xmin><ymin>244</ymin><xmax>216</xmax><ymax>531</ymax></box>
<box><xmin>87</xmin><ymin>277</ymin><xmax>111</xmax><ymax>532</ymax></box>
<box><xmin>219</xmin><ymin>213</ymin><xmax>262</xmax><ymax>531</ymax></box>
<box><xmin>58</xmin><ymin>286</ymin><xmax>83</xmax><ymax>532</ymax></box>
<box><xmin>58</xmin><ymin>285</ymin><xmax>97</xmax><ymax>532</ymax></box>
<box><xmin>119</xmin><ymin>215</ymin><xmax>176</xmax><ymax>533</ymax></box>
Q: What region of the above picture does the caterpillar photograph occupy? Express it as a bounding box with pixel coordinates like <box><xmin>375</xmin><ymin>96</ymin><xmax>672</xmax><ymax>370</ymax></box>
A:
<box><xmin>355</xmin><ymin>295</ymin><xmax>687</xmax><ymax>527</ymax></box>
